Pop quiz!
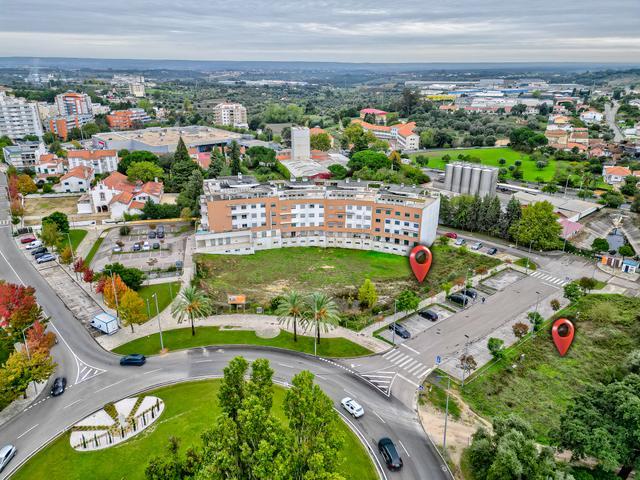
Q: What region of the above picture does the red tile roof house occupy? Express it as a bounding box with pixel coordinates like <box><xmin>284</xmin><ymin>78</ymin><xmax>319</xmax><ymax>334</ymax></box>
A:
<box><xmin>359</xmin><ymin>108</ymin><xmax>388</xmax><ymax>125</ymax></box>
<box><xmin>88</xmin><ymin>171</ymin><xmax>163</xmax><ymax>220</ymax></box>
<box><xmin>602</xmin><ymin>165</ymin><xmax>639</xmax><ymax>185</ymax></box>
<box><xmin>35</xmin><ymin>153</ymin><xmax>67</xmax><ymax>183</ymax></box>
<box><xmin>54</xmin><ymin>166</ymin><xmax>94</xmax><ymax>193</ymax></box>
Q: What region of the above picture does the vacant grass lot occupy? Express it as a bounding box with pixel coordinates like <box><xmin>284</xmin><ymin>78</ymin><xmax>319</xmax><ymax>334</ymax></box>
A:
<box><xmin>57</xmin><ymin>229</ymin><xmax>87</xmax><ymax>251</ymax></box>
<box><xmin>196</xmin><ymin>246</ymin><xmax>500</xmax><ymax>307</ymax></box>
<box><xmin>13</xmin><ymin>380</ymin><xmax>377</xmax><ymax>480</ymax></box>
<box><xmin>137</xmin><ymin>281</ymin><xmax>181</xmax><ymax>318</ymax></box>
<box><xmin>462</xmin><ymin>294</ymin><xmax>640</xmax><ymax>443</ymax></box>
<box><xmin>24</xmin><ymin>196</ymin><xmax>81</xmax><ymax>218</ymax></box>
<box><xmin>113</xmin><ymin>326</ymin><xmax>372</xmax><ymax>357</ymax></box>
<box><xmin>411</xmin><ymin>147</ymin><xmax>557</xmax><ymax>182</ymax></box>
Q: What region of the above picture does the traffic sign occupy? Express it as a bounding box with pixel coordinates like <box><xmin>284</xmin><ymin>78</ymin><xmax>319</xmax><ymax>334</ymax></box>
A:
<box><xmin>435</xmin><ymin>355</ymin><xmax>442</xmax><ymax>365</ymax></box>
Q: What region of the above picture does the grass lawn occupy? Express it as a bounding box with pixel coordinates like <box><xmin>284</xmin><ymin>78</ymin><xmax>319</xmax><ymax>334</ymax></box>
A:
<box><xmin>411</xmin><ymin>147</ymin><xmax>557</xmax><ymax>182</ymax></box>
<box><xmin>12</xmin><ymin>380</ymin><xmax>377</xmax><ymax>480</ymax></box>
<box><xmin>113</xmin><ymin>326</ymin><xmax>373</xmax><ymax>358</ymax></box>
<box><xmin>85</xmin><ymin>235</ymin><xmax>105</xmax><ymax>266</ymax></box>
<box><xmin>461</xmin><ymin>294</ymin><xmax>640</xmax><ymax>443</ymax></box>
<box><xmin>137</xmin><ymin>282</ymin><xmax>181</xmax><ymax>318</ymax></box>
<box><xmin>514</xmin><ymin>257</ymin><xmax>537</xmax><ymax>270</ymax></box>
<box><xmin>419</xmin><ymin>381</ymin><xmax>461</xmax><ymax>420</ymax></box>
<box><xmin>57</xmin><ymin>229</ymin><xmax>87</xmax><ymax>252</ymax></box>
<box><xmin>23</xmin><ymin>196</ymin><xmax>80</xmax><ymax>218</ymax></box>
<box><xmin>196</xmin><ymin>246</ymin><xmax>500</xmax><ymax>308</ymax></box>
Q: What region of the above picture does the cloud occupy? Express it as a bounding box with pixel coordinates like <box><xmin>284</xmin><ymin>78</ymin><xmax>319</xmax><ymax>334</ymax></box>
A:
<box><xmin>0</xmin><ymin>0</ymin><xmax>638</xmax><ymax>62</ymax></box>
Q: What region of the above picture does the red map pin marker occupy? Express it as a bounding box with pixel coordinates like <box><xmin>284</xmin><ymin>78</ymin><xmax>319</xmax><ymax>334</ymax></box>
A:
<box><xmin>552</xmin><ymin>318</ymin><xmax>575</xmax><ymax>357</ymax></box>
<box><xmin>409</xmin><ymin>245</ymin><xmax>432</xmax><ymax>283</ymax></box>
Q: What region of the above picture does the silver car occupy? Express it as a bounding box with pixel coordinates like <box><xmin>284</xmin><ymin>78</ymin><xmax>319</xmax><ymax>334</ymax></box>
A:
<box><xmin>0</xmin><ymin>444</ymin><xmax>16</xmax><ymax>472</ymax></box>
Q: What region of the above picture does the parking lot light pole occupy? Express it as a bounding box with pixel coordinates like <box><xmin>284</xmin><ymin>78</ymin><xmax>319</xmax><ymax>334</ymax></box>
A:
<box><xmin>153</xmin><ymin>293</ymin><xmax>164</xmax><ymax>351</ymax></box>
<box><xmin>461</xmin><ymin>334</ymin><xmax>470</xmax><ymax>388</ymax></box>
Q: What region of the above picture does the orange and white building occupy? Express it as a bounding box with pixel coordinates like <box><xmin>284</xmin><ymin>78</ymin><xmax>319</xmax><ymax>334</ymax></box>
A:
<box><xmin>602</xmin><ymin>165</ymin><xmax>640</xmax><ymax>185</ymax></box>
<box><xmin>351</xmin><ymin>119</ymin><xmax>420</xmax><ymax>151</ymax></box>
<box><xmin>359</xmin><ymin>108</ymin><xmax>388</xmax><ymax>125</ymax></box>
<box><xmin>67</xmin><ymin>149</ymin><xmax>119</xmax><ymax>174</ymax></box>
<box><xmin>86</xmin><ymin>171</ymin><xmax>163</xmax><ymax>219</ymax></box>
<box><xmin>106</xmin><ymin>108</ymin><xmax>151</xmax><ymax>130</ymax></box>
<box><xmin>195</xmin><ymin>175</ymin><xmax>439</xmax><ymax>256</ymax></box>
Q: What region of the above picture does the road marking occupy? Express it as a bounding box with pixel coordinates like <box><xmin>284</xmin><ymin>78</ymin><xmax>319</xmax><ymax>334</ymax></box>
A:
<box><xmin>363</xmin><ymin>374</ymin><xmax>395</xmax><ymax>379</ymax></box>
<box><xmin>17</xmin><ymin>424</ymin><xmax>39</xmax><ymax>439</ymax></box>
<box><xmin>373</xmin><ymin>410</ymin><xmax>386</xmax><ymax>424</ymax></box>
<box><xmin>407</xmin><ymin>362</ymin><xmax>425</xmax><ymax>375</ymax></box>
<box><xmin>143</xmin><ymin>368</ymin><xmax>161</xmax><ymax>375</ymax></box>
<box><xmin>416</xmin><ymin>367</ymin><xmax>433</xmax><ymax>378</ymax></box>
<box><xmin>63</xmin><ymin>399</ymin><xmax>82</xmax><ymax>409</ymax></box>
<box><xmin>542</xmin><ymin>282</ymin><xmax>560</xmax><ymax>288</ymax></box>
<box><xmin>0</xmin><ymin>244</ymin><xmax>25</xmax><ymax>285</ymax></box>
<box><xmin>277</xmin><ymin>363</ymin><xmax>295</xmax><ymax>368</ymax></box>
<box><xmin>400</xmin><ymin>343</ymin><xmax>420</xmax><ymax>354</ymax></box>
<box><xmin>95</xmin><ymin>379</ymin><xmax>126</xmax><ymax>393</ymax></box>
<box><xmin>397</xmin><ymin>357</ymin><xmax>414</xmax><ymax>368</ymax></box>
<box><xmin>384</xmin><ymin>351</ymin><xmax>404</xmax><ymax>362</ymax></box>
<box><xmin>390</xmin><ymin>353</ymin><xmax>409</xmax><ymax>364</ymax></box>
<box><xmin>195</xmin><ymin>359</ymin><xmax>213</xmax><ymax>363</ymax></box>
<box><xmin>398</xmin><ymin>440</ymin><xmax>411</xmax><ymax>458</ymax></box>
<box><xmin>343</xmin><ymin>389</ymin><xmax>356</xmax><ymax>397</ymax></box>
<box><xmin>382</xmin><ymin>349</ymin><xmax>398</xmax><ymax>359</ymax></box>
<box><xmin>397</xmin><ymin>374</ymin><xmax>420</xmax><ymax>388</ymax></box>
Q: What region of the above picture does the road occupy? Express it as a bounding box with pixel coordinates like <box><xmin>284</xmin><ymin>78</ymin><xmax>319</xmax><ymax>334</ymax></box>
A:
<box><xmin>605</xmin><ymin>101</ymin><xmax>624</xmax><ymax>142</ymax></box>
<box><xmin>0</xmin><ymin>173</ymin><xmax>449</xmax><ymax>480</ymax></box>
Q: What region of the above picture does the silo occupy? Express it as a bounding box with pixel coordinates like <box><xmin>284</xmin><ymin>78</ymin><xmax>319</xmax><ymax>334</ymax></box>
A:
<box><xmin>491</xmin><ymin>168</ymin><xmax>499</xmax><ymax>190</ymax></box>
<box><xmin>479</xmin><ymin>168</ymin><xmax>494</xmax><ymax>197</ymax></box>
<box><xmin>451</xmin><ymin>163</ymin><xmax>463</xmax><ymax>193</ymax></box>
<box><xmin>470</xmin><ymin>167</ymin><xmax>482</xmax><ymax>196</ymax></box>
<box><xmin>444</xmin><ymin>163</ymin><xmax>454</xmax><ymax>191</ymax></box>
<box><xmin>460</xmin><ymin>164</ymin><xmax>472</xmax><ymax>194</ymax></box>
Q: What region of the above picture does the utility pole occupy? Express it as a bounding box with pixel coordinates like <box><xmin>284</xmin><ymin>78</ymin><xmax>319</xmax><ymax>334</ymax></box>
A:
<box><xmin>66</xmin><ymin>231</ymin><xmax>77</xmax><ymax>280</ymax></box>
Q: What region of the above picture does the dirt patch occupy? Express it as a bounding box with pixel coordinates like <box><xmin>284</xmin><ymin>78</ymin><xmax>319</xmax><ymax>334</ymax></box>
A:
<box><xmin>255</xmin><ymin>327</ymin><xmax>280</xmax><ymax>339</ymax></box>
<box><xmin>24</xmin><ymin>196</ymin><xmax>81</xmax><ymax>218</ymax></box>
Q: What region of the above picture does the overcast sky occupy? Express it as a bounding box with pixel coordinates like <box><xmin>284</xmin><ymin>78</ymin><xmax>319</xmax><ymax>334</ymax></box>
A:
<box><xmin>1</xmin><ymin>0</ymin><xmax>639</xmax><ymax>63</ymax></box>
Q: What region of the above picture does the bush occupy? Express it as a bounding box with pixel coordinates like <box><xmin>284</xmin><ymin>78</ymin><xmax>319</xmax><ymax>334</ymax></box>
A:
<box><xmin>119</xmin><ymin>225</ymin><xmax>131</xmax><ymax>236</ymax></box>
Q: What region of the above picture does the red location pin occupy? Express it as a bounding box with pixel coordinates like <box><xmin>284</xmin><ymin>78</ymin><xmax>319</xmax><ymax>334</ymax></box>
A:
<box><xmin>409</xmin><ymin>245</ymin><xmax>432</xmax><ymax>283</ymax></box>
<box><xmin>552</xmin><ymin>318</ymin><xmax>575</xmax><ymax>357</ymax></box>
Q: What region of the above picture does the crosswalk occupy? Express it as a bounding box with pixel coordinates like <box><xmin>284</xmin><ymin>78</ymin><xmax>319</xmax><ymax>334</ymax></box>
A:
<box><xmin>0</xmin><ymin>219</ymin><xmax>9</xmax><ymax>226</ymax></box>
<box><xmin>530</xmin><ymin>270</ymin><xmax>569</xmax><ymax>287</ymax></box>
<box><xmin>382</xmin><ymin>349</ymin><xmax>432</xmax><ymax>379</ymax></box>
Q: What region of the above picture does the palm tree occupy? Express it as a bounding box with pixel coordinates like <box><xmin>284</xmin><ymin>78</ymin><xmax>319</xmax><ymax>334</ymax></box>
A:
<box><xmin>171</xmin><ymin>286</ymin><xmax>212</xmax><ymax>336</ymax></box>
<box><xmin>275</xmin><ymin>291</ymin><xmax>305</xmax><ymax>342</ymax></box>
<box><xmin>303</xmin><ymin>292</ymin><xmax>340</xmax><ymax>345</ymax></box>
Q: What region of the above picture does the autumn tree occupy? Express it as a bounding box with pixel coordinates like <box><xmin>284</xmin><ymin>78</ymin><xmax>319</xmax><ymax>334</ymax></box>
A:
<box><xmin>73</xmin><ymin>257</ymin><xmax>86</xmax><ymax>273</ymax></box>
<box><xmin>512</xmin><ymin>322</ymin><xmax>529</xmax><ymax>339</ymax></box>
<box><xmin>41</xmin><ymin>222</ymin><xmax>60</xmax><ymax>248</ymax></box>
<box><xmin>26</xmin><ymin>320</ymin><xmax>56</xmax><ymax>353</ymax></box>
<box><xmin>119</xmin><ymin>290</ymin><xmax>147</xmax><ymax>332</ymax></box>
<box><xmin>59</xmin><ymin>246</ymin><xmax>74</xmax><ymax>265</ymax></box>
<box><xmin>102</xmin><ymin>274</ymin><xmax>129</xmax><ymax>311</ymax></box>
<box><xmin>16</xmin><ymin>174</ymin><xmax>37</xmax><ymax>195</ymax></box>
<box><xmin>1</xmin><ymin>349</ymin><xmax>55</xmax><ymax>400</ymax></box>
<box><xmin>82</xmin><ymin>268</ymin><xmax>95</xmax><ymax>284</ymax></box>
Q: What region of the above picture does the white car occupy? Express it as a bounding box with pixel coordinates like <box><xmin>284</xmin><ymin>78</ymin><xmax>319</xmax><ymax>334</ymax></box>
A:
<box><xmin>26</xmin><ymin>240</ymin><xmax>42</xmax><ymax>250</ymax></box>
<box><xmin>112</xmin><ymin>246</ymin><xmax>122</xmax><ymax>253</ymax></box>
<box><xmin>0</xmin><ymin>444</ymin><xmax>15</xmax><ymax>472</ymax></box>
<box><xmin>142</xmin><ymin>241</ymin><xmax>151</xmax><ymax>251</ymax></box>
<box><xmin>471</xmin><ymin>242</ymin><xmax>483</xmax><ymax>250</ymax></box>
<box><xmin>341</xmin><ymin>397</ymin><xmax>364</xmax><ymax>418</ymax></box>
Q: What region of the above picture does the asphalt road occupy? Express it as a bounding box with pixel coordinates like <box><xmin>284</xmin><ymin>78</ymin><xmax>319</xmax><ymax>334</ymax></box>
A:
<box><xmin>0</xmin><ymin>173</ymin><xmax>449</xmax><ymax>480</ymax></box>
<box><xmin>605</xmin><ymin>101</ymin><xmax>624</xmax><ymax>142</ymax></box>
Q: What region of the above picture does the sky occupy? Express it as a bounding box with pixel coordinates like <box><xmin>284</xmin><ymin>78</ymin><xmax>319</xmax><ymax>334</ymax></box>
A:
<box><xmin>1</xmin><ymin>0</ymin><xmax>639</xmax><ymax>63</ymax></box>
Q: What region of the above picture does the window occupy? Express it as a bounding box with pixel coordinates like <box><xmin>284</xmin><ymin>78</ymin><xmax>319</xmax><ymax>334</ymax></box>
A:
<box><xmin>405</xmin><ymin>213</ymin><xmax>410</xmax><ymax>217</ymax></box>
<box><xmin>395</xmin><ymin>211</ymin><xmax>400</xmax><ymax>216</ymax></box>
<box><xmin>376</xmin><ymin>208</ymin><xmax>381</xmax><ymax>214</ymax></box>
<box><xmin>414</xmin><ymin>214</ymin><xmax>420</xmax><ymax>219</ymax></box>
<box><xmin>375</xmin><ymin>218</ymin><xmax>381</xmax><ymax>223</ymax></box>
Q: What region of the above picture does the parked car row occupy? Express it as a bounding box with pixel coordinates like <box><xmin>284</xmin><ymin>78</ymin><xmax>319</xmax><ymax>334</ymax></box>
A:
<box><xmin>113</xmin><ymin>241</ymin><xmax>161</xmax><ymax>254</ymax></box>
<box><xmin>452</xmin><ymin>235</ymin><xmax>498</xmax><ymax>255</ymax></box>
<box><xmin>148</xmin><ymin>226</ymin><xmax>165</xmax><ymax>239</ymax></box>
<box><xmin>448</xmin><ymin>287</ymin><xmax>480</xmax><ymax>307</ymax></box>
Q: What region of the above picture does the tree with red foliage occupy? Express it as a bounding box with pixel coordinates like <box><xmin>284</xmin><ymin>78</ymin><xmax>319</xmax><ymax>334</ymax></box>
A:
<box><xmin>7</xmin><ymin>175</ymin><xmax>19</xmax><ymax>201</ymax></box>
<box><xmin>25</xmin><ymin>320</ymin><xmax>56</xmax><ymax>353</ymax></box>
<box><xmin>73</xmin><ymin>257</ymin><xmax>86</xmax><ymax>273</ymax></box>
<box><xmin>83</xmin><ymin>268</ymin><xmax>94</xmax><ymax>284</ymax></box>
<box><xmin>95</xmin><ymin>276</ymin><xmax>107</xmax><ymax>294</ymax></box>
<box><xmin>0</xmin><ymin>281</ymin><xmax>43</xmax><ymax>342</ymax></box>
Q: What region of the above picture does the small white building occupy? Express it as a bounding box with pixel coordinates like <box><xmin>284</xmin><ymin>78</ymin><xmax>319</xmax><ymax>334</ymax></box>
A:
<box><xmin>88</xmin><ymin>171</ymin><xmax>163</xmax><ymax>220</ymax></box>
<box><xmin>602</xmin><ymin>165</ymin><xmax>638</xmax><ymax>185</ymax></box>
<box><xmin>67</xmin><ymin>149</ymin><xmax>119</xmax><ymax>174</ymax></box>
<box><xmin>35</xmin><ymin>153</ymin><xmax>67</xmax><ymax>178</ymax></box>
<box><xmin>55</xmin><ymin>166</ymin><xmax>94</xmax><ymax>193</ymax></box>
<box><xmin>579</xmin><ymin>109</ymin><xmax>603</xmax><ymax>124</ymax></box>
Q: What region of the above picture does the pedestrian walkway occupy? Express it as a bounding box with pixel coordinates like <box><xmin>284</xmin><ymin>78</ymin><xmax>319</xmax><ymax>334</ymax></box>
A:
<box><xmin>382</xmin><ymin>348</ymin><xmax>433</xmax><ymax>379</ymax></box>
<box><xmin>529</xmin><ymin>270</ymin><xmax>569</xmax><ymax>287</ymax></box>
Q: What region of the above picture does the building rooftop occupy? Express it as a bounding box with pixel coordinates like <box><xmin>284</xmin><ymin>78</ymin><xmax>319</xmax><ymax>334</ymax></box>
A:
<box><xmin>93</xmin><ymin>125</ymin><xmax>242</xmax><ymax>148</ymax></box>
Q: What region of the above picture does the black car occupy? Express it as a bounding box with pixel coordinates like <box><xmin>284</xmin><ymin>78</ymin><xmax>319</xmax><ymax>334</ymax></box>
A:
<box><xmin>418</xmin><ymin>309</ymin><xmax>438</xmax><ymax>321</ymax></box>
<box><xmin>148</xmin><ymin>230</ymin><xmax>157</xmax><ymax>239</ymax></box>
<box><xmin>487</xmin><ymin>247</ymin><xmax>498</xmax><ymax>255</ymax></box>
<box><xmin>152</xmin><ymin>242</ymin><xmax>160</xmax><ymax>250</ymax></box>
<box><xmin>157</xmin><ymin>231</ymin><xmax>165</xmax><ymax>239</ymax></box>
<box><xmin>378</xmin><ymin>437</ymin><xmax>403</xmax><ymax>471</ymax></box>
<box><xmin>51</xmin><ymin>376</ymin><xmax>67</xmax><ymax>396</ymax></box>
<box><xmin>448</xmin><ymin>293</ymin><xmax>470</xmax><ymax>307</ymax></box>
<box><xmin>460</xmin><ymin>288</ymin><xmax>478</xmax><ymax>300</ymax></box>
<box><xmin>30</xmin><ymin>246</ymin><xmax>47</xmax><ymax>256</ymax></box>
<box><xmin>388</xmin><ymin>322</ymin><xmax>411</xmax><ymax>339</ymax></box>
<box><xmin>119</xmin><ymin>354</ymin><xmax>146</xmax><ymax>366</ymax></box>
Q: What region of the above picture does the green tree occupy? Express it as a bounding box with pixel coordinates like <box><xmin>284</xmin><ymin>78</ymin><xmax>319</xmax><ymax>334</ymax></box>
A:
<box><xmin>487</xmin><ymin>337</ymin><xmax>505</xmax><ymax>360</ymax></box>
<box><xmin>2</xmin><ymin>349</ymin><xmax>55</xmax><ymax>400</ymax></box>
<box><xmin>284</xmin><ymin>370</ymin><xmax>344</xmax><ymax>480</ymax></box>
<box><xmin>303</xmin><ymin>292</ymin><xmax>340</xmax><ymax>345</ymax></box>
<box><xmin>41</xmin><ymin>222</ymin><xmax>60</xmax><ymax>248</ymax></box>
<box><xmin>555</xmin><ymin>374</ymin><xmax>640</xmax><ymax>479</ymax></box>
<box><xmin>357</xmin><ymin>278</ymin><xmax>378</xmax><ymax>309</ymax></box>
<box><xmin>42</xmin><ymin>211</ymin><xmax>69</xmax><ymax>233</ymax></box>
<box><xmin>276</xmin><ymin>291</ymin><xmax>305</xmax><ymax>342</ymax></box>
<box><xmin>328</xmin><ymin>164</ymin><xmax>348</xmax><ymax>180</ymax></box>
<box><xmin>248</xmin><ymin>358</ymin><xmax>274</xmax><ymax>413</ymax></box>
<box><xmin>602</xmin><ymin>191</ymin><xmax>625</xmax><ymax>208</ymax></box>
<box><xmin>102</xmin><ymin>262</ymin><xmax>145</xmax><ymax>290</ymax></box>
<box><xmin>591</xmin><ymin>238</ymin><xmax>610</xmax><ymax>252</ymax></box>
<box><xmin>563</xmin><ymin>282</ymin><xmax>583</xmax><ymax>302</ymax></box>
<box><xmin>169</xmin><ymin>158</ymin><xmax>200</xmax><ymax>192</ymax></box>
<box><xmin>509</xmin><ymin>201</ymin><xmax>562</xmax><ymax>250</ymax></box>
<box><xmin>207</xmin><ymin>148</ymin><xmax>226</xmax><ymax>178</ymax></box>
<box><xmin>396</xmin><ymin>289</ymin><xmax>420</xmax><ymax>313</ymax></box>
<box><xmin>229</xmin><ymin>141</ymin><xmax>242</xmax><ymax>176</ymax></box>
<box><xmin>618</xmin><ymin>244</ymin><xmax>634</xmax><ymax>258</ymax></box>
<box><xmin>174</xmin><ymin>137</ymin><xmax>190</xmax><ymax>163</ymax></box>
<box><xmin>117</xmin><ymin>150</ymin><xmax>159</xmax><ymax>174</ymax></box>
<box><xmin>126</xmin><ymin>161</ymin><xmax>164</xmax><ymax>182</ymax></box>
<box><xmin>59</xmin><ymin>245</ymin><xmax>74</xmax><ymax>265</ymax></box>
<box><xmin>171</xmin><ymin>285</ymin><xmax>213</xmax><ymax>336</ymax></box>
<box><xmin>347</xmin><ymin>150</ymin><xmax>391</xmax><ymax>172</ymax></box>
<box><xmin>578</xmin><ymin>276</ymin><xmax>598</xmax><ymax>293</ymax></box>
<box><xmin>218</xmin><ymin>356</ymin><xmax>249</xmax><ymax>421</ymax></box>
<box><xmin>176</xmin><ymin>169</ymin><xmax>204</xmax><ymax>215</ymax></box>
<box><xmin>310</xmin><ymin>132</ymin><xmax>331</xmax><ymax>151</ymax></box>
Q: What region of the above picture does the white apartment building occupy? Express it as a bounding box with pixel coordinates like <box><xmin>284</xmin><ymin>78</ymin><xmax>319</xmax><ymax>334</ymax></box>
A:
<box><xmin>291</xmin><ymin>127</ymin><xmax>311</xmax><ymax>161</ymax></box>
<box><xmin>213</xmin><ymin>102</ymin><xmax>248</xmax><ymax>128</ymax></box>
<box><xmin>67</xmin><ymin>150</ymin><xmax>119</xmax><ymax>174</ymax></box>
<box><xmin>0</xmin><ymin>92</ymin><xmax>44</xmax><ymax>139</ymax></box>
<box><xmin>2</xmin><ymin>141</ymin><xmax>47</xmax><ymax>170</ymax></box>
<box><xmin>195</xmin><ymin>176</ymin><xmax>440</xmax><ymax>256</ymax></box>
<box><xmin>55</xmin><ymin>92</ymin><xmax>93</xmax><ymax>116</ymax></box>
<box><xmin>129</xmin><ymin>83</ymin><xmax>146</xmax><ymax>98</ymax></box>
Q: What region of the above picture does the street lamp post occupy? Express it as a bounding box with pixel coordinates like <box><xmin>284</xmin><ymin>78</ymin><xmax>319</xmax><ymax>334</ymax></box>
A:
<box><xmin>21</xmin><ymin>324</ymin><xmax>38</xmax><ymax>394</ymax></box>
<box><xmin>104</xmin><ymin>269</ymin><xmax>120</xmax><ymax>326</ymax></box>
<box><xmin>442</xmin><ymin>376</ymin><xmax>451</xmax><ymax>452</ymax></box>
<box><xmin>66</xmin><ymin>231</ymin><xmax>78</xmax><ymax>280</ymax></box>
<box><xmin>392</xmin><ymin>300</ymin><xmax>397</xmax><ymax>346</ymax></box>
<box><xmin>461</xmin><ymin>334</ymin><xmax>470</xmax><ymax>388</ymax></box>
<box><xmin>153</xmin><ymin>293</ymin><xmax>164</xmax><ymax>351</ymax></box>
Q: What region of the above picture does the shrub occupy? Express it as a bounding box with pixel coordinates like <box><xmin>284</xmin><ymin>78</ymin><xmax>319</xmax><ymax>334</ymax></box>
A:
<box><xmin>119</xmin><ymin>225</ymin><xmax>131</xmax><ymax>236</ymax></box>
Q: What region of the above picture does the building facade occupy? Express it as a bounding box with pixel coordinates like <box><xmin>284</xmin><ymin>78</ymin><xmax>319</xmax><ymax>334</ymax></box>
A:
<box><xmin>195</xmin><ymin>176</ymin><xmax>440</xmax><ymax>256</ymax></box>
<box><xmin>351</xmin><ymin>119</ymin><xmax>420</xmax><ymax>151</ymax></box>
<box><xmin>106</xmin><ymin>108</ymin><xmax>151</xmax><ymax>130</ymax></box>
<box><xmin>2</xmin><ymin>141</ymin><xmax>47</xmax><ymax>170</ymax></box>
<box><xmin>67</xmin><ymin>149</ymin><xmax>119</xmax><ymax>174</ymax></box>
<box><xmin>55</xmin><ymin>92</ymin><xmax>93</xmax><ymax>117</ymax></box>
<box><xmin>0</xmin><ymin>92</ymin><xmax>44</xmax><ymax>139</ymax></box>
<box><xmin>213</xmin><ymin>102</ymin><xmax>248</xmax><ymax>128</ymax></box>
<box><xmin>88</xmin><ymin>171</ymin><xmax>163</xmax><ymax>220</ymax></box>
<box><xmin>54</xmin><ymin>166</ymin><xmax>94</xmax><ymax>193</ymax></box>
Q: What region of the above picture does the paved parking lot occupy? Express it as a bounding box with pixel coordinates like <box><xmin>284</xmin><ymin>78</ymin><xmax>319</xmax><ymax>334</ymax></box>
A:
<box><xmin>378</xmin><ymin>303</ymin><xmax>456</xmax><ymax>344</ymax></box>
<box><xmin>93</xmin><ymin>223</ymin><xmax>189</xmax><ymax>272</ymax></box>
<box><xmin>481</xmin><ymin>269</ymin><xmax>527</xmax><ymax>291</ymax></box>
